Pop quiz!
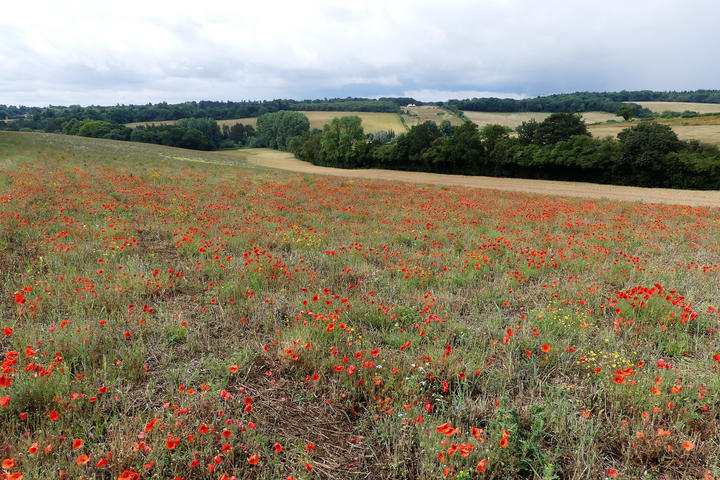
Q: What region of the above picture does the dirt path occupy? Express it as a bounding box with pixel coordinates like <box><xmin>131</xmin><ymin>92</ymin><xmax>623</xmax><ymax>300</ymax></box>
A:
<box><xmin>231</xmin><ymin>148</ymin><xmax>720</xmax><ymax>208</ymax></box>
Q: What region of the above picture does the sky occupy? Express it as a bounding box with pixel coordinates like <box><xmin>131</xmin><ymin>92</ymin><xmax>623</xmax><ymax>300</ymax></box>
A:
<box><xmin>2</xmin><ymin>0</ymin><xmax>719</xmax><ymax>107</ymax></box>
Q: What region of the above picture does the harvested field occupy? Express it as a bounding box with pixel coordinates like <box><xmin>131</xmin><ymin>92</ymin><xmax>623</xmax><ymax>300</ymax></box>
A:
<box><xmin>463</xmin><ymin>111</ymin><xmax>617</xmax><ymax>128</ymax></box>
<box><xmin>229</xmin><ymin>148</ymin><xmax>720</xmax><ymax>207</ymax></box>
<box><xmin>632</xmin><ymin>101</ymin><xmax>720</xmax><ymax>114</ymax></box>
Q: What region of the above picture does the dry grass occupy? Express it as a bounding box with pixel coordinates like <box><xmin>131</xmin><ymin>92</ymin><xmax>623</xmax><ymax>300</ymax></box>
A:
<box><xmin>463</xmin><ymin>111</ymin><xmax>618</xmax><ymax>128</ymax></box>
<box><xmin>632</xmin><ymin>101</ymin><xmax>720</xmax><ymax>114</ymax></box>
<box><xmin>127</xmin><ymin>111</ymin><xmax>405</xmax><ymax>134</ymax></box>
<box><xmin>402</xmin><ymin>106</ymin><xmax>464</xmax><ymax>127</ymax></box>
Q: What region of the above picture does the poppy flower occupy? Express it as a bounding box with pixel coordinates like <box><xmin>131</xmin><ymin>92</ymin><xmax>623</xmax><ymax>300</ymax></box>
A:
<box><xmin>2</xmin><ymin>458</ymin><xmax>15</xmax><ymax>469</ymax></box>
<box><xmin>436</xmin><ymin>422</ymin><xmax>457</xmax><ymax>436</ymax></box>
<box><xmin>76</xmin><ymin>454</ymin><xmax>90</xmax><ymax>465</ymax></box>
<box><xmin>248</xmin><ymin>454</ymin><xmax>260</xmax><ymax>465</ymax></box>
<box><xmin>499</xmin><ymin>437</ymin><xmax>508</xmax><ymax>448</ymax></box>
<box><xmin>541</xmin><ymin>344</ymin><xmax>551</xmax><ymax>353</ymax></box>
<box><xmin>72</xmin><ymin>438</ymin><xmax>84</xmax><ymax>449</ymax></box>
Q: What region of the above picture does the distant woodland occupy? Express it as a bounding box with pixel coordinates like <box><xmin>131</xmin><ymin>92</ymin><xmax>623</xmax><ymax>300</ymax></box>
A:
<box><xmin>3</xmin><ymin>91</ymin><xmax>720</xmax><ymax>189</ymax></box>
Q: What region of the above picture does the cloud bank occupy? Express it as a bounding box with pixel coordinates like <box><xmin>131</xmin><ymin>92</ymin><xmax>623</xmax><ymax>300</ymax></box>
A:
<box><xmin>2</xmin><ymin>0</ymin><xmax>719</xmax><ymax>106</ymax></box>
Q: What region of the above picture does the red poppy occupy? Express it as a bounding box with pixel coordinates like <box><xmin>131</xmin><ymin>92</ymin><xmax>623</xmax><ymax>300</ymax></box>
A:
<box><xmin>248</xmin><ymin>454</ymin><xmax>260</xmax><ymax>465</ymax></box>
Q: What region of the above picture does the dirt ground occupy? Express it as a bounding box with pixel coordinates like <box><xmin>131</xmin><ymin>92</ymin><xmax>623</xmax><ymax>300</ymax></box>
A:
<box><xmin>228</xmin><ymin>149</ymin><xmax>720</xmax><ymax>208</ymax></box>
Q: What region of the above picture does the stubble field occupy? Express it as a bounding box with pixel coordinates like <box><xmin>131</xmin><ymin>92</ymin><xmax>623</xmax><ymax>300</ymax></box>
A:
<box><xmin>2</xmin><ymin>131</ymin><xmax>720</xmax><ymax>479</ymax></box>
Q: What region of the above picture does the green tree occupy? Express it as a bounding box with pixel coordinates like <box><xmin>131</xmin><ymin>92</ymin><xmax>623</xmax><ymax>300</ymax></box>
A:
<box><xmin>176</xmin><ymin>118</ymin><xmax>221</xmax><ymax>149</ymax></box>
<box><xmin>615</xmin><ymin>104</ymin><xmax>635</xmax><ymax>121</ymax></box>
<box><xmin>479</xmin><ymin>124</ymin><xmax>511</xmax><ymax>152</ymax></box>
<box><xmin>422</xmin><ymin>121</ymin><xmax>484</xmax><ymax>173</ymax></box>
<box><xmin>289</xmin><ymin>130</ymin><xmax>322</xmax><ymax>162</ymax></box>
<box><xmin>617</xmin><ymin>122</ymin><xmax>682</xmax><ymax>185</ymax></box>
<box><xmin>255</xmin><ymin>111</ymin><xmax>310</xmax><ymax>151</ymax></box>
<box><xmin>390</xmin><ymin>121</ymin><xmax>441</xmax><ymax>169</ymax></box>
<box><xmin>320</xmin><ymin>116</ymin><xmax>366</xmax><ymax>167</ymax></box>
<box><xmin>533</xmin><ymin>113</ymin><xmax>589</xmax><ymax>145</ymax></box>
<box><xmin>516</xmin><ymin>119</ymin><xmax>539</xmax><ymax>145</ymax></box>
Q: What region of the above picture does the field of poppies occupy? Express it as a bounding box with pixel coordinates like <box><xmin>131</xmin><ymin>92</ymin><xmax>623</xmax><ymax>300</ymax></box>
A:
<box><xmin>1</xmin><ymin>131</ymin><xmax>720</xmax><ymax>480</ymax></box>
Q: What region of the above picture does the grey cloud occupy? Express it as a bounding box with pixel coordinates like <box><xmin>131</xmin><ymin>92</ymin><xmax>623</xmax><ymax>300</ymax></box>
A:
<box><xmin>2</xmin><ymin>0</ymin><xmax>720</xmax><ymax>106</ymax></box>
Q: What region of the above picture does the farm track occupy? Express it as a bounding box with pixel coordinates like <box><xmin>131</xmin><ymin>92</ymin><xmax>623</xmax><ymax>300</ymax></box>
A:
<box><xmin>232</xmin><ymin>148</ymin><xmax>720</xmax><ymax>208</ymax></box>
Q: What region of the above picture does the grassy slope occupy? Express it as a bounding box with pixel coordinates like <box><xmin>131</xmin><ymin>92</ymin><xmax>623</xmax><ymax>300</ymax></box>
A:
<box><xmin>2</xmin><ymin>131</ymin><xmax>720</xmax><ymax>479</ymax></box>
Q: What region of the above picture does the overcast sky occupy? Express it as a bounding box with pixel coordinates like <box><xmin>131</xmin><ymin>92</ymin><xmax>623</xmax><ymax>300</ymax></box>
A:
<box><xmin>2</xmin><ymin>0</ymin><xmax>719</xmax><ymax>107</ymax></box>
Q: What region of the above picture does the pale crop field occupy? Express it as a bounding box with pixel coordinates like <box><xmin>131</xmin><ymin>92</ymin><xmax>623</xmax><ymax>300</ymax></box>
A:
<box><xmin>631</xmin><ymin>101</ymin><xmax>720</xmax><ymax>114</ymax></box>
<box><xmin>463</xmin><ymin>111</ymin><xmax>618</xmax><ymax>129</ymax></box>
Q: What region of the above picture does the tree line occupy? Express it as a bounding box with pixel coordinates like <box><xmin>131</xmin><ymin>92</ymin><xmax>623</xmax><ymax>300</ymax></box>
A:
<box><xmin>39</xmin><ymin>117</ymin><xmax>255</xmax><ymax>151</ymax></box>
<box><xmin>270</xmin><ymin>112</ymin><xmax>720</xmax><ymax>190</ymax></box>
<box><xmin>447</xmin><ymin>90</ymin><xmax>720</xmax><ymax>114</ymax></box>
<box><xmin>0</xmin><ymin>98</ymin><xmax>406</xmax><ymax>129</ymax></box>
<box><xmin>4</xmin><ymin>90</ymin><xmax>720</xmax><ymax>129</ymax></box>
